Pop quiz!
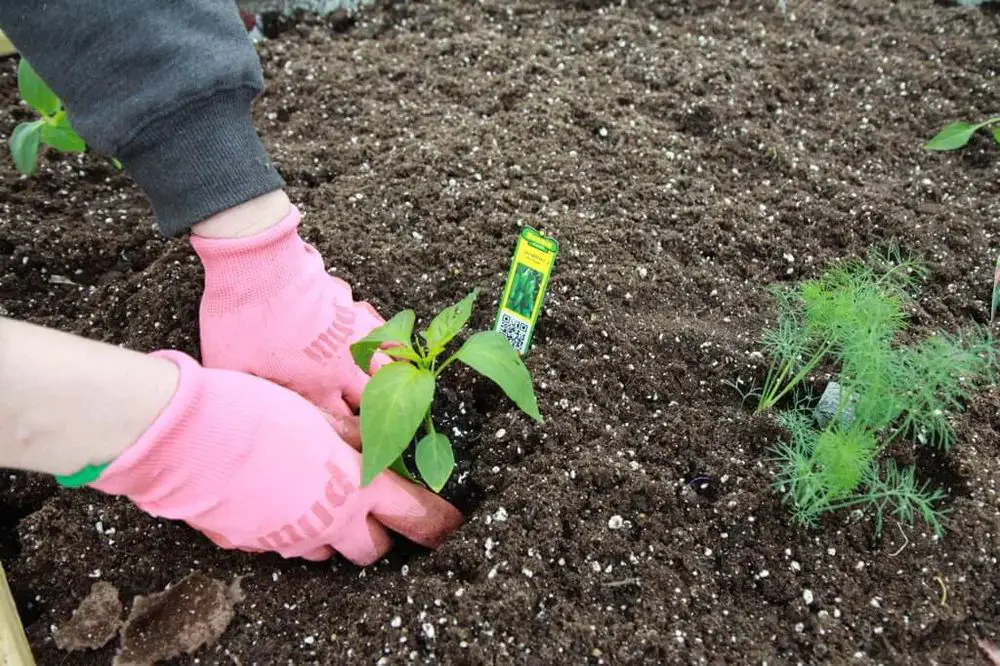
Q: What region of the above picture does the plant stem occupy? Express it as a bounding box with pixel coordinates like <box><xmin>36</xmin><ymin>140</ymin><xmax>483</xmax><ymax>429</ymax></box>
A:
<box><xmin>976</xmin><ymin>116</ymin><xmax>1000</xmax><ymax>130</ymax></box>
<box><xmin>878</xmin><ymin>425</ymin><xmax>907</xmax><ymax>454</ymax></box>
<box><xmin>413</xmin><ymin>339</ymin><xmax>432</xmax><ymax>371</ymax></box>
<box><xmin>757</xmin><ymin>342</ymin><xmax>833</xmax><ymax>413</ymax></box>
<box><xmin>818</xmin><ymin>489</ymin><xmax>930</xmax><ymax>516</ymax></box>
<box><xmin>434</xmin><ymin>353</ymin><xmax>457</xmax><ymax>379</ymax></box>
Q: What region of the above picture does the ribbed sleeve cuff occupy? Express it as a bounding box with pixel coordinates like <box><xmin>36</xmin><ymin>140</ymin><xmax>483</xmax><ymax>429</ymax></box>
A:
<box><xmin>117</xmin><ymin>86</ymin><xmax>285</xmax><ymax>236</ymax></box>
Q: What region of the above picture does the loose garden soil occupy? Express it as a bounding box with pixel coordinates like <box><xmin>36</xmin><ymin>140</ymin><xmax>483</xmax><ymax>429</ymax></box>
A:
<box><xmin>2</xmin><ymin>0</ymin><xmax>1000</xmax><ymax>663</ymax></box>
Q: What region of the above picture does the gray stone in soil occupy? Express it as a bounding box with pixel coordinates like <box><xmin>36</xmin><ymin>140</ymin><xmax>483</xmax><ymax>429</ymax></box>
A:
<box><xmin>814</xmin><ymin>381</ymin><xmax>855</xmax><ymax>429</ymax></box>
<box><xmin>236</xmin><ymin>0</ymin><xmax>370</xmax><ymax>14</ymax></box>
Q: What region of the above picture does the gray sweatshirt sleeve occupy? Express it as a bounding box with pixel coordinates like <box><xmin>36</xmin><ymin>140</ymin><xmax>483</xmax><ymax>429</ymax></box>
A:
<box><xmin>0</xmin><ymin>1</ymin><xmax>285</xmax><ymax>236</ymax></box>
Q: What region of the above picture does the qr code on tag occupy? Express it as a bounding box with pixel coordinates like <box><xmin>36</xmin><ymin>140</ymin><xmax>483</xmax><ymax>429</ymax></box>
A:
<box><xmin>497</xmin><ymin>311</ymin><xmax>530</xmax><ymax>352</ymax></box>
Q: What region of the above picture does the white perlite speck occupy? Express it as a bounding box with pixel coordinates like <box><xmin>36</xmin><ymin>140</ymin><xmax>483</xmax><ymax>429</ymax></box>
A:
<box><xmin>608</xmin><ymin>515</ymin><xmax>624</xmax><ymax>529</ymax></box>
<box><xmin>422</xmin><ymin>623</ymin><xmax>436</xmax><ymax>640</ymax></box>
<box><xmin>493</xmin><ymin>507</ymin><xmax>508</xmax><ymax>522</ymax></box>
<box><xmin>391</xmin><ymin>617</ymin><xmax>402</xmax><ymax>628</ymax></box>
<box><xmin>803</xmin><ymin>589</ymin><xmax>814</xmax><ymax>605</ymax></box>
<box><xmin>495</xmin><ymin>428</ymin><xmax>507</xmax><ymax>439</ymax></box>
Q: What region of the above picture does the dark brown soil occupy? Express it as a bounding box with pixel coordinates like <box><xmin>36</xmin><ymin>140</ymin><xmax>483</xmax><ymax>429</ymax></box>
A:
<box><xmin>3</xmin><ymin>0</ymin><xmax>1000</xmax><ymax>663</ymax></box>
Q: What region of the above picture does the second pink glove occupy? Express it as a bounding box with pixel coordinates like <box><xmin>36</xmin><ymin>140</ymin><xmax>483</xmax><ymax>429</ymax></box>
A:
<box><xmin>191</xmin><ymin>206</ymin><xmax>385</xmax><ymax>420</ymax></box>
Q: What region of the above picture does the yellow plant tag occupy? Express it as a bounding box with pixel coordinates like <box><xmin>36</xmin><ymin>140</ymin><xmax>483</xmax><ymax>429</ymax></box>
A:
<box><xmin>494</xmin><ymin>226</ymin><xmax>559</xmax><ymax>354</ymax></box>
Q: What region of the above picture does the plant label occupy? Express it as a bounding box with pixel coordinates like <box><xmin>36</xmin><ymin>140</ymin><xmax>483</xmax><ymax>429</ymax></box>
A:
<box><xmin>494</xmin><ymin>226</ymin><xmax>558</xmax><ymax>354</ymax></box>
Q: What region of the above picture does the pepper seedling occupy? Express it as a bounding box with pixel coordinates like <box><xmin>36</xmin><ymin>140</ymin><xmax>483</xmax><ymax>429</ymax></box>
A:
<box><xmin>9</xmin><ymin>58</ymin><xmax>121</xmax><ymax>175</ymax></box>
<box><xmin>925</xmin><ymin>116</ymin><xmax>1000</xmax><ymax>152</ymax></box>
<box><xmin>350</xmin><ymin>289</ymin><xmax>542</xmax><ymax>491</ymax></box>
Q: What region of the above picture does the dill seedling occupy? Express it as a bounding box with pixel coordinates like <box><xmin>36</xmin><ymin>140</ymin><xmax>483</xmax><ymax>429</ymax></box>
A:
<box><xmin>770</xmin><ymin>412</ymin><xmax>947</xmax><ymax>537</ymax></box>
<box><xmin>755</xmin><ymin>247</ymin><xmax>924</xmax><ymax>413</ymax></box>
<box><xmin>755</xmin><ymin>249</ymin><xmax>996</xmax><ymax>537</ymax></box>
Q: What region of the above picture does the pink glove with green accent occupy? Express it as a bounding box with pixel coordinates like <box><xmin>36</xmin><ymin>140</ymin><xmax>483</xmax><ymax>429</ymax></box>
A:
<box><xmin>191</xmin><ymin>206</ymin><xmax>385</xmax><ymax>422</ymax></box>
<box><xmin>90</xmin><ymin>350</ymin><xmax>463</xmax><ymax>563</ymax></box>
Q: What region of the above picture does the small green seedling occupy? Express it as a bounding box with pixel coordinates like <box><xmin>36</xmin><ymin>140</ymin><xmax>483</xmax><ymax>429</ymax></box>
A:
<box><xmin>350</xmin><ymin>289</ymin><xmax>542</xmax><ymax>492</ymax></box>
<box><xmin>8</xmin><ymin>58</ymin><xmax>121</xmax><ymax>175</ymax></box>
<box><xmin>992</xmin><ymin>254</ymin><xmax>1000</xmax><ymax>324</ymax></box>
<box><xmin>10</xmin><ymin>58</ymin><xmax>86</xmax><ymax>175</ymax></box>
<box><xmin>750</xmin><ymin>248</ymin><xmax>997</xmax><ymax>537</ymax></box>
<box><xmin>754</xmin><ymin>247</ymin><xmax>925</xmax><ymax>414</ymax></box>
<box><xmin>925</xmin><ymin>116</ymin><xmax>1000</xmax><ymax>151</ymax></box>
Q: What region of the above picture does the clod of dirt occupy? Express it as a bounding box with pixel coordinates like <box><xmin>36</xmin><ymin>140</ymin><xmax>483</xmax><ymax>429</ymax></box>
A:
<box><xmin>328</xmin><ymin>8</ymin><xmax>356</xmax><ymax>33</ymax></box>
<box><xmin>53</xmin><ymin>581</ymin><xmax>123</xmax><ymax>651</ymax></box>
<box><xmin>113</xmin><ymin>573</ymin><xmax>243</xmax><ymax>666</ymax></box>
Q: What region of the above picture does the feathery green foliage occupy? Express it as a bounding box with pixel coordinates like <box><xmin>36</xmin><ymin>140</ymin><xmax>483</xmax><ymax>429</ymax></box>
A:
<box><xmin>755</xmin><ymin>248</ymin><xmax>996</xmax><ymax>537</ymax></box>
<box><xmin>755</xmin><ymin>247</ymin><xmax>925</xmax><ymax>413</ymax></box>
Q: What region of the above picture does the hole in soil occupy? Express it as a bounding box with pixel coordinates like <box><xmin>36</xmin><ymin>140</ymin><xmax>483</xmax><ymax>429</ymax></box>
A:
<box><xmin>0</xmin><ymin>473</ymin><xmax>55</xmax><ymax>627</ymax></box>
<box><xmin>680</xmin><ymin>473</ymin><xmax>720</xmax><ymax>502</ymax></box>
<box><xmin>0</xmin><ymin>471</ymin><xmax>57</xmax><ymax>560</ymax></box>
<box><xmin>913</xmin><ymin>446</ymin><xmax>969</xmax><ymax>499</ymax></box>
<box><xmin>10</xmin><ymin>584</ymin><xmax>45</xmax><ymax>627</ymax></box>
<box><xmin>676</xmin><ymin>104</ymin><xmax>717</xmax><ymax>136</ymax></box>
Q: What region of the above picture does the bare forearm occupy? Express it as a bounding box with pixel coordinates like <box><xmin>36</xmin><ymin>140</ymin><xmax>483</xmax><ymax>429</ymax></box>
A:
<box><xmin>0</xmin><ymin>317</ymin><xmax>178</xmax><ymax>476</ymax></box>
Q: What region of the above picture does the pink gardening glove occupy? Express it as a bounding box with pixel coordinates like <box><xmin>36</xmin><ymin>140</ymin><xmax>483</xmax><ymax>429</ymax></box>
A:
<box><xmin>190</xmin><ymin>206</ymin><xmax>386</xmax><ymax>422</ymax></box>
<box><xmin>90</xmin><ymin>350</ymin><xmax>463</xmax><ymax>564</ymax></box>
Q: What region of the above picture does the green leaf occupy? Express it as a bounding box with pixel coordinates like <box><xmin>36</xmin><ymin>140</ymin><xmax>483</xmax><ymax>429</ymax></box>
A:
<box><xmin>421</xmin><ymin>289</ymin><xmax>479</xmax><ymax>354</ymax></box>
<box><xmin>455</xmin><ymin>330</ymin><xmax>542</xmax><ymax>422</ymax></box>
<box><xmin>10</xmin><ymin>120</ymin><xmax>43</xmax><ymax>175</ymax></box>
<box><xmin>18</xmin><ymin>58</ymin><xmax>60</xmax><ymax>116</ymax></box>
<box><xmin>993</xmin><ymin>126</ymin><xmax>1000</xmax><ymax>145</ymax></box>
<box><xmin>40</xmin><ymin>122</ymin><xmax>85</xmax><ymax>153</ymax></box>
<box><xmin>351</xmin><ymin>309</ymin><xmax>416</xmax><ymax>372</ymax></box>
<box><xmin>415</xmin><ymin>432</ymin><xmax>455</xmax><ymax>492</ymax></box>
<box><xmin>992</xmin><ymin>255</ymin><xmax>1000</xmax><ymax>324</ymax></box>
<box><xmin>389</xmin><ymin>456</ymin><xmax>417</xmax><ymax>482</ymax></box>
<box><xmin>359</xmin><ymin>362</ymin><xmax>435</xmax><ymax>486</ymax></box>
<box><xmin>385</xmin><ymin>345</ymin><xmax>422</xmax><ymax>363</ymax></box>
<box><xmin>925</xmin><ymin>121</ymin><xmax>978</xmax><ymax>151</ymax></box>
<box><xmin>111</xmin><ymin>157</ymin><xmax>123</xmax><ymax>170</ymax></box>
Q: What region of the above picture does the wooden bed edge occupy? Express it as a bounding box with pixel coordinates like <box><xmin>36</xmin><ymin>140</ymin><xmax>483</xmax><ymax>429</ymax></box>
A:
<box><xmin>0</xmin><ymin>562</ymin><xmax>35</xmax><ymax>665</ymax></box>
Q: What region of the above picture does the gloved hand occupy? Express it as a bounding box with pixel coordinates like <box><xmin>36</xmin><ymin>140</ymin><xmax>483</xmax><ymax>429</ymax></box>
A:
<box><xmin>190</xmin><ymin>206</ymin><xmax>386</xmax><ymax>423</ymax></box>
<box><xmin>89</xmin><ymin>350</ymin><xmax>463</xmax><ymax>564</ymax></box>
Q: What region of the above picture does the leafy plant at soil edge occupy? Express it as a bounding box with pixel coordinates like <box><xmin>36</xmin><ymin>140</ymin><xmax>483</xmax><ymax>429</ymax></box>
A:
<box><xmin>350</xmin><ymin>289</ymin><xmax>542</xmax><ymax>491</ymax></box>
<box><xmin>925</xmin><ymin>116</ymin><xmax>1000</xmax><ymax>151</ymax></box>
<box><xmin>9</xmin><ymin>57</ymin><xmax>121</xmax><ymax>175</ymax></box>
<box><xmin>751</xmin><ymin>248</ymin><xmax>997</xmax><ymax>537</ymax></box>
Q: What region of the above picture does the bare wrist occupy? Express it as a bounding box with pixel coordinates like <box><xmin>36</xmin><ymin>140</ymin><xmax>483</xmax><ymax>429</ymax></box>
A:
<box><xmin>192</xmin><ymin>190</ymin><xmax>292</xmax><ymax>239</ymax></box>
